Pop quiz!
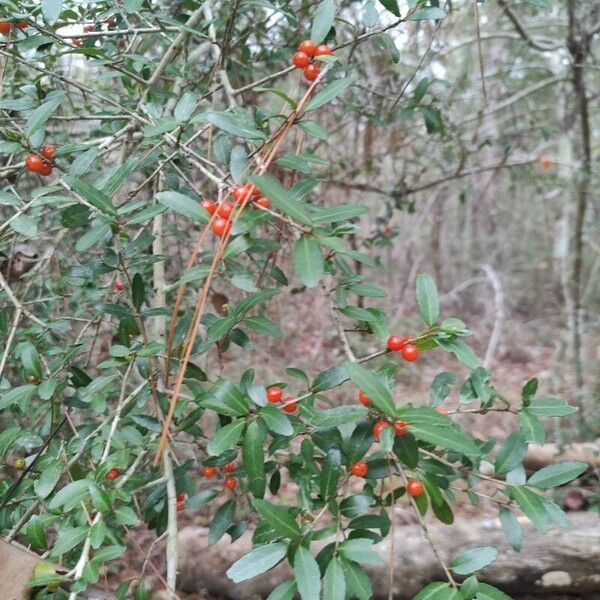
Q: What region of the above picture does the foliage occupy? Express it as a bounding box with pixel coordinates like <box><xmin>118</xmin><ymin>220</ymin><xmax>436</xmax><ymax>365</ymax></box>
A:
<box><xmin>0</xmin><ymin>0</ymin><xmax>592</xmax><ymax>599</ymax></box>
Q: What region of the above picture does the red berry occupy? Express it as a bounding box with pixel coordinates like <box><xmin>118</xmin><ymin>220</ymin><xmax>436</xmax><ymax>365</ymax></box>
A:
<box><xmin>224</xmin><ymin>476</ymin><xmax>237</xmax><ymax>490</ymax></box>
<box><xmin>350</xmin><ymin>461</ymin><xmax>368</xmax><ymax>477</ymax></box>
<box><xmin>304</xmin><ymin>64</ymin><xmax>320</xmax><ymax>81</ymax></box>
<box><xmin>71</xmin><ymin>38</ymin><xmax>82</xmax><ymax>47</ymax></box>
<box><xmin>15</xmin><ymin>21</ymin><xmax>28</xmax><ymax>30</ymax></box>
<box><xmin>292</xmin><ymin>51</ymin><xmax>310</xmax><ymax>69</ymax></box>
<box><xmin>0</xmin><ymin>21</ymin><xmax>12</xmax><ymax>35</ymax></box>
<box><xmin>254</xmin><ymin>196</ymin><xmax>271</xmax><ymax>209</ymax></box>
<box><xmin>211</xmin><ymin>218</ymin><xmax>231</xmax><ymax>237</ymax></box>
<box><xmin>176</xmin><ymin>493</ymin><xmax>186</xmax><ymax>502</ymax></box>
<box><xmin>282</xmin><ymin>401</ymin><xmax>297</xmax><ymax>413</ymax></box>
<box><xmin>406</xmin><ymin>479</ymin><xmax>425</xmax><ymax>497</ymax></box>
<box><xmin>387</xmin><ymin>335</ymin><xmax>406</xmax><ymax>352</ymax></box>
<box><xmin>176</xmin><ymin>499</ymin><xmax>185</xmax><ymax>512</ymax></box>
<box><xmin>298</xmin><ymin>39</ymin><xmax>317</xmax><ymax>57</ymax></box>
<box><xmin>373</xmin><ymin>420</ymin><xmax>391</xmax><ymax>441</ymax></box>
<box><xmin>314</xmin><ymin>44</ymin><xmax>332</xmax><ymax>56</ymax></box>
<box><xmin>114</xmin><ymin>281</ymin><xmax>124</xmax><ymax>292</ymax></box>
<box><xmin>25</xmin><ymin>155</ymin><xmax>44</xmax><ymax>173</ymax></box>
<box><xmin>358</xmin><ymin>391</ymin><xmax>370</xmax><ymax>407</ymax></box>
<box><xmin>106</xmin><ymin>468</ymin><xmax>121</xmax><ymax>481</ymax></box>
<box><xmin>224</xmin><ymin>463</ymin><xmax>236</xmax><ymax>473</ymax></box>
<box><xmin>217</xmin><ymin>202</ymin><xmax>234</xmax><ymax>219</ymax></box>
<box><xmin>41</xmin><ymin>145</ymin><xmax>56</xmax><ymax>161</ymax></box>
<box><xmin>393</xmin><ymin>420</ymin><xmax>409</xmax><ymax>436</ymax></box>
<box><xmin>436</xmin><ymin>406</ymin><xmax>449</xmax><ymax>416</ymax></box>
<box><xmin>401</xmin><ymin>344</ymin><xmax>419</xmax><ymax>362</ymax></box>
<box><xmin>37</xmin><ymin>160</ymin><xmax>53</xmax><ymax>177</ymax></box>
<box><xmin>267</xmin><ymin>386</ymin><xmax>283</xmax><ymax>403</ymax></box>
<box><xmin>245</xmin><ymin>182</ymin><xmax>260</xmax><ymax>198</ymax></box>
<box><xmin>231</xmin><ymin>186</ymin><xmax>246</xmax><ymax>203</ymax></box>
<box><xmin>201</xmin><ymin>199</ymin><xmax>217</xmax><ymax>215</ymax></box>
<box><xmin>84</xmin><ymin>24</ymin><xmax>95</xmax><ymax>32</ymax></box>
<box><xmin>202</xmin><ymin>466</ymin><xmax>218</xmax><ymax>478</ymax></box>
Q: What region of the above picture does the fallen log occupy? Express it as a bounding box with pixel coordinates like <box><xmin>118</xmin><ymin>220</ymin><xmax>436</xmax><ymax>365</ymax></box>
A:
<box><xmin>177</xmin><ymin>512</ymin><xmax>600</xmax><ymax>599</ymax></box>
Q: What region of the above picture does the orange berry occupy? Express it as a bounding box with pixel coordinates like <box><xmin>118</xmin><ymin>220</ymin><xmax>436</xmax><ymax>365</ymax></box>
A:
<box><xmin>0</xmin><ymin>21</ymin><xmax>12</xmax><ymax>35</ymax></box>
<box><xmin>201</xmin><ymin>199</ymin><xmax>217</xmax><ymax>215</ymax></box>
<box><xmin>224</xmin><ymin>476</ymin><xmax>237</xmax><ymax>490</ymax></box>
<box><xmin>254</xmin><ymin>196</ymin><xmax>271</xmax><ymax>209</ymax></box>
<box><xmin>292</xmin><ymin>51</ymin><xmax>310</xmax><ymax>69</ymax></box>
<box><xmin>393</xmin><ymin>420</ymin><xmax>409</xmax><ymax>436</ymax></box>
<box><xmin>406</xmin><ymin>479</ymin><xmax>425</xmax><ymax>497</ymax></box>
<box><xmin>401</xmin><ymin>344</ymin><xmax>419</xmax><ymax>362</ymax></box>
<box><xmin>298</xmin><ymin>39</ymin><xmax>317</xmax><ymax>57</ymax></box>
<box><xmin>373</xmin><ymin>420</ymin><xmax>391</xmax><ymax>441</ymax></box>
<box><xmin>106</xmin><ymin>468</ymin><xmax>121</xmax><ymax>481</ymax></box>
<box><xmin>38</xmin><ymin>160</ymin><xmax>53</xmax><ymax>176</ymax></box>
<box><xmin>41</xmin><ymin>145</ymin><xmax>56</xmax><ymax>161</ymax></box>
<box><xmin>217</xmin><ymin>202</ymin><xmax>234</xmax><ymax>219</ymax></box>
<box><xmin>358</xmin><ymin>391</ymin><xmax>370</xmax><ymax>407</ymax></box>
<box><xmin>304</xmin><ymin>64</ymin><xmax>320</xmax><ymax>81</ymax></box>
<box><xmin>267</xmin><ymin>386</ymin><xmax>283</xmax><ymax>403</ymax></box>
<box><xmin>435</xmin><ymin>406</ymin><xmax>449</xmax><ymax>416</ymax></box>
<box><xmin>314</xmin><ymin>44</ymin><xmax>332</xmax><ymax>56</ymax></box>
<box><xmin>282</xmin><ymin>398</ymin><xmax>297</xmax><ymax>413</ymax></box>
<box><xmin>387</xmin><ymin>335</ymin><xmax>407</xmax><ymax>352</ymax></box>
<box><xmin>211</xmin><ymin>218</ymin><xmax>231</xmax><ymax>237</ymax></box>
<box><xmin>224</xmin><ymin>463</ymin><xmax>236</xmax><ymax>473</ymax></box>
<box><xmin>350</xmin><ymin>461</ymin><xmax>368</xmax><ymax>477</ymax></box>
<box><xmin>202</xmin><ymin>466</ymin><xmax>218</xmax><ymax>478</ymax></box>
<box><xmin>25</xmin><ymin>155</ymin><xmax>44</xmax><ymax>173</ymax></box>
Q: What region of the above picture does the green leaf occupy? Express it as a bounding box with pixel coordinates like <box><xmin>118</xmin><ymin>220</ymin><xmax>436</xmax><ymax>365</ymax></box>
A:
<box><xmin>527</xmin><ymin>397</ymin><xmax>578</xmax><ymax>417</ymax></box>
<box><xmin>25</xmin><ymin>92</ymin><xmax>66</xmax><ymax>135</ymax></box>
<box><xmin>0</xmin><ymin>385</ymin><xmax>36</xmax><ymax>410</ymax></box>
<box><xmin>75</xmin><ymin>223</ymin><xmax>110</xmax><ymax>251</ymax></box>
<box><xmin>429</xmin><ymin>372</ymin><xmax>456</xmax><ymax>407</ymax></box>
<box><xmin>26</xmin><ymin>515</ymin><xmax>47</xmax><ymax>550</ymax></box>
<box><xmin>312</xmin><ymin>204</ymin><xmax>369</xmax><ymax>225</ymax></box>
<box><xmin>451</xmin><ymin>546</ymin><xmax>498</xmax><ymax>575</ymax></box>
<box><xmin>267</xmin><ymin>579</ymin><xmax>297</xmax><ymax>600</ymax></box>
<box><xmin>50</xmin><ymin>526</ymin><xmax>88</xmax><ymax>557</ymax></box>
<box><xmin>10</xmin><ymin>215</ymin><xmax>37</xmax><ymax>238</ymax></box>
<box><xmin>340</xmin><ymin>495</ymin><xmax>373</xmax><ymax>518</ymax></box>
<box><xmin>498</xmin><ymin>507</ymin><xmax>523</xmax><ymax>552</ymax></box>
<box><xmin>294</xmin><ymin>546</ymin><xmax>321</xmax><ymax>600</ymax></box>
<box><xmin>207</xmin><ymin>419</ymin><xmax>245</xmax><ymax>456</ymax></box>
<box><xmin>156</xmin><ymin>191</ymin><xmax>209</xmax><ymax>223</ymax></box>
<box><xmin>293</xmin><ymin>236</ymin><xmax>324</xmax><ymax>288</ymax></box>
<box><xmin>410</xmin><ymin>7</ymin><xmax>446</xmax><ymax>20</ymax></box>
<box><xmin>251</xmin><ymin>174</ymin><xmax>314</xmax><ymax>226</ymax></box>
<box><xmin>338</xmin><ymin>539</ymin><xmax>381</xmax><ymax>565</ymax></box>
<box><xmin>344</xmin><ymin>362</ymin><xmax>395</xmax><ymax>417</ymax></box>
<box><xmin>64</xmin><ymin>176</ymin><xmax>117</xmax><ymax>217</ymax></box>
<box><xmin>320</xmin><ymin>449</ymin><xmax>342</xmax><ymax>499</ymax></box>
<box><xmin>311</xmin><ymin>0</ymin><xmax>335</xmax><ymax>44</ymax></box>
<box><xmin>0</xmin><ymin>427</ymin><xmax>21</xmax><ymax>458</ymax></box>
<box><xmin>306</xmin><ymin>77</ymin><xmax>357</xmax><ymax>112</ymax></box>
<box><xmin>413</xmin><ymin>582</ymin><xmax>459</xmax><ymax>599</ymax></box>
<box><xmin>494</xmin><ymin>431</ymin><xmax>528</xmax><ymax>475</ymax></box>
<box><xmin>435</xmin><ymin>338</ymin><xmax>481</xmax><ymax>369</ymax></box>
<box><xmin>205</xmin><ymin>112</ymin><xmax>266</xmax><ymax>140</ymax></box>
<box><xmin>245</xmin><ymin>316</ymin><xmax>282</xmax><ymax>337</ymax></box>
<box><xmin>475</xmin><ymin>583</ymin><xmax>514</xmax><ymax>600</ymax></box>
<box><xmin>416</xmin><ymin>273</ymin><xmax>440</xmax><ymax>326</ymax></box>
<box><xmin>518</xmin><ymin>410</ymin><xmax>545</xmax><ymax>444</ymax></box>
<box><xmin>341</xmin><ymin>559</ymin><xmax>373</xmax><ymax>600</ymax></box>
<box><xmin>34</xmin><ymin>461</ymin><xmax>63</xmax><ymax>499</ymax></box>
<box><xmin>203</xmin><ymin>379</ymin><xmax>249</xmax><ymax>417</ymax></box>
<box><xmin>323</xmin><ymin>558</ymin><xmax>346</xmax><ymax>600</ymax></box>
<box><xmin>243</xmin><ymin>420</ymin><xmax>266</xmax><ymax>498</ymax></box>
<box><xmin>143</xmin><ymin>117</ymin><xmax>179</xmax><ymax>137</ymax></box>
<box><xmin>312</xmin><ymin>364</ymin><xmax>348</xmax><ymax>392</ymax></box>
<box><xmin>208</xmin><ymin>500</ymin><xmax>235</xmax><ymax>545</ymax></box>
<box><xmin>226</xmin><ymin>543</ymin><xmax>288</xmax><ymax>583</ymax></box>
<box><xmin>252</xmin><ymin>499</ymin><xmax>301</xmax><ymax>539</ymax></box>
<box><xmin>88</xmin><ymin>483</ymin><xmax>111</xmax><ymax>513</ymax></box>
<box><xmin>528</xmin><ymin>461</ymin><xmax>588</xmax><ymax>489</ymax></box>
<box><xmin>174</xmin><ymin>91</ymin><xmax>197</xmax><ymax>122</ymax></box>
<box><xmin>377</xmin><ymin>0</ymin><xmax>400</xmax><ymax>17</ymax></box>
<box><xmin>297</xmin><ymin>120</ymin><xmax>328</xmax><ymax>139</ymax></box>
<box><xmin>48</xmin><ymin>479</ymin><xmax>90</xmax><ymax>511</ymax></box>
<box><xmin>132</xmin><ymin>273</ymin><xmax>144</xmax><ymax>311</ymax></box>
<box><xmin>508</xmin><ymin>486</ymin><xmax>550</xmax><ymax>533</ymax></box>
<box><xmin>260</xmin><ymin>405</ymin><xmax>293</xmax><ymax>436</ymax></box>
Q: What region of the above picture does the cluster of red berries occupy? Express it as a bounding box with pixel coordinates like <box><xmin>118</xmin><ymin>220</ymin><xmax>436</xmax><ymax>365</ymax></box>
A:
<box><xmin>387</xmin><ymin>335</ymin><xmax>419</xmax><ymax>361</ymax></box>
<box><xmin>267</xmin><ymin>385</ymin><xmax>298</xmax><ymax>413</ymax></box>
<box><xmin>25</xmin><ymin>145</ymin><xmax>56</xmax><ymax>177</ymax></box>
<box><xmin>0</xmin><ymin>20</ymin><xmax>27</xmax><ymax>35</ymax></box>
<box><xmin>372</xmin><ymin>418</ymin><xmax>409</xmax><ymax>439</ymax></box>
<box><xmin>292</xmin><ymin>39</ymin><xmax>333</xmax><ymax>81</ymax></box>
<box><xmin>202</xmin><ymin>462</ymin><xmax>238</xmax><ymax>490</ymax></box>
<box><xmin>201</xmin><ymin>182</ymin><xmax>271</xmax><ymax>238</ymax></box>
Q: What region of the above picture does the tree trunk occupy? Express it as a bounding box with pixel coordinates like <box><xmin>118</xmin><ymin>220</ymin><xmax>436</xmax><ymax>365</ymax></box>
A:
<box><xmin>177</xmin><ymin>512</ymin><xmax>599</xmax><ymax>599</ymax></box>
